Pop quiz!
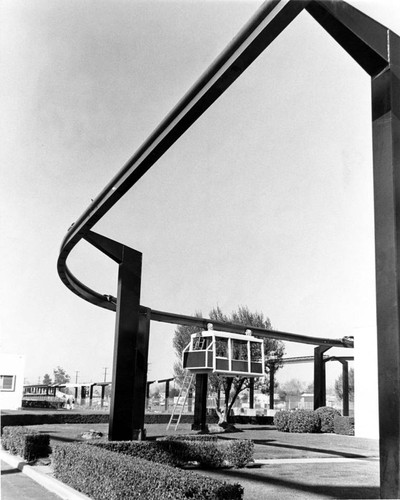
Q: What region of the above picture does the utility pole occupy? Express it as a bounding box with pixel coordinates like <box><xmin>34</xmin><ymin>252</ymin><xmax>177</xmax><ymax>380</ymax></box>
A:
<box><xmin>103</xmin><ymin>367</ymin><xmax>108</xmax><ymax>382</ymax></box>
<box><xmin>75</xmin><ymin>371</ymin><xmax>79</xmax><ymax>384</ymax></box>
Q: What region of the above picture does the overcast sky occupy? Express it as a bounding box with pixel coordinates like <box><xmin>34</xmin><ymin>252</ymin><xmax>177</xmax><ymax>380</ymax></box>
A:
<box><xmin>1</xmin><ymin>0</ymin><xmax>399</xmax><ymax>389</ymax></box>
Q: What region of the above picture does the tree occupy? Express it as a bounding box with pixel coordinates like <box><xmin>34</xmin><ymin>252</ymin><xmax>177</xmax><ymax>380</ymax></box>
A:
<box><xmin>53</xmin><ymin>366</ymin><xmax>71</xmax><ymax>385</ymax></box>
<box><xmin>278</xmin><ymin>378</ymin><xmax>308</xmax><ymax>400</ymax></box>
<box><xmin>334</xmin><ymin>368</ymin><xmax>354</xmax><ymax>401</ymax></box>
<box><xmin>42</xmin><ymin>373</ymin><xmax>52</xmax><ymax>385</ymax></box>
<box><xmin>169</xmin><ymin>387</ymin><xmax>180</xmax><ymax>398</ymax></box>
<box><xmin>172</xmin><ymin>305</ymin><xmax>285</xmax><ymax>424</ymax></box>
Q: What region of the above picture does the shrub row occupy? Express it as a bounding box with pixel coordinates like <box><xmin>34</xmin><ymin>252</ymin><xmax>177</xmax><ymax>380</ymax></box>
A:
<box><xmin>274</xmin><ymin>407</ymin><xmax>344</xmax><ymax>434</ymax></box>
<box><xmin>1</xmin><ymin>426</ymin><xmax>50</xmax><ymax>461</ymax></box>
<box><xmin>91</xmin><ymin>437</ymin><xmax>253</xmax><ymax>468</ymax></box>
<box><xmin>1</xmin><ymin>411</ymin><xmax>273</xmax><ymax>430</ymax></box>
<box><xmin>22</xmin><ymin>399</ymin><xmax>65</xmax><ymax>410</ymax></box>
<box><xmin>1</xmin><ymin>412</ymin><xmax>110</xmax><ymax>432</ymax></box>
<box><xmin>53</xmin><ymin>443</ymin><xmax>244</xmax><ymax>500</ymax></box>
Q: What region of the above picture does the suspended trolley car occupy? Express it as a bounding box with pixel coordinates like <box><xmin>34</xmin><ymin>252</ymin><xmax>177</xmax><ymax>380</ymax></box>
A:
<box><xmin>182</xmin><ymin>324</ymin><xmax>265</xmax><ymax>377</ymax></box>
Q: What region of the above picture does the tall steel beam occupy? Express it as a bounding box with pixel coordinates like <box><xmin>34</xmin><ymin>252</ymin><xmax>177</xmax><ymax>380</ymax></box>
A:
<box><xmin>268</xmin><ymin>362</ymin><xmax>276</xmax><ymax>410</ymax></box>
<box><xmin>149</xmin><ymin>308</ymin><xmax>353</xmax><ymax>347</ymax></box>
<box><xmin>249</xmin><ymin>378</ymin><xmax>255</xmax><ymax>409</ymax></box>
<box><xmin>339</xmin><ymin>359</ymin><xmax>349</xmax><ymax>417</ymax></box>
<box><xmin>192</xmin><ymin>374</ymin><xmax>209</xmax><ymax>432</ymax></box>
<box><xmin>371</xmin><ymin>33</ymin><xmax>400</xmax><ymax>499</ymax></box>
<box><xmin>84</xmin><ymin>231</ymin><xmax>149</xmax><ymax>440</ymax></box>
<box><xmin>314</xmin><ymin>345</ymin><xmax>330</xmax><ymax>409</ymax></box>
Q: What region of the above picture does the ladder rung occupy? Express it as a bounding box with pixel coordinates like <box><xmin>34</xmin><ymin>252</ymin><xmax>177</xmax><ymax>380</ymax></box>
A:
<box><xmin>167</xmin><ymin>371</ymin><xmax>194</xmax><ymax>431</ymax></box>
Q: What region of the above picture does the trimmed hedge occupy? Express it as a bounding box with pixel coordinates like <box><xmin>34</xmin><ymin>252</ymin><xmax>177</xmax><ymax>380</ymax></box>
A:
<box><xmin>91</xmin><ymin>437</ymin><xmax>254</xmax><ymax>468</ymax></box>
<box><xmin>1</xmin><ymin>412</ymin><xmax>109</xmax><ymax>432</ymax></box>
<box><xmin>288</xmin><ymin>410</ymin><xmax>320</xmax><ymax>433</ymax></box>
<box><xmin>1</xmin><ymin>426</ymin><xmax>50</xmax><ymax>461</ymax></box>
<box><xmin>22</xmin><ymin>399</ymin><xmax>65</xmax><ymax>409</ymax></box>
<box><xmin>274</xmin><ymin>410</ymin><xmax>291</xmax><ymax>432</ymax></box>
<box><xmin>1</xmin><ymin>411</ymin><xmax>272</xmax><ymax>431</ymax></box>
<box><xmin>315</xmin><ymin>406</ymin><xmax>341</xmax><ymax>433</ymax></box>
<box><xmin>334</xmin><ymin>415</ymin><xmax>355</xmax><ymax>436</ymax></box>
<box><xmin>53</xmin><ymin>443</ymin><xmax>244</xmax><ymax>499</ymax></box>
<box><xmin>274</xmin><ymin>408</ymin><xmax>352</xmax><ymax>434</ymax></box>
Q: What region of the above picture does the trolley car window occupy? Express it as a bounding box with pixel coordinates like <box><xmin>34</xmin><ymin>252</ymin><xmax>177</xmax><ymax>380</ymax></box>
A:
<box><xmin>232</xmin><ymin>339</ymin><xmax>248</xmax><ymax>360</ymax></box>
<box><xmin>250</xmin><ymin>342</ymin><xmax>262</xmax><ymax>362</ymax></box>
<box><xmin>215</xmin><ymin>337</ymin><xmax>228</xmax><ymax>357</ymax></box>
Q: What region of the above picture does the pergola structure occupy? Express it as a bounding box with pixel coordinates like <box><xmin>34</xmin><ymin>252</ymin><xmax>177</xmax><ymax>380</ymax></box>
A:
<box><xmin>269</xmin><ymin>355</ymin><xmax>354</xmax><ymax>416</ymax></box>
<box><xmin>58</xmin><ymin>1</ymin><xmax>400</xmax><ymax>497</ymax></box>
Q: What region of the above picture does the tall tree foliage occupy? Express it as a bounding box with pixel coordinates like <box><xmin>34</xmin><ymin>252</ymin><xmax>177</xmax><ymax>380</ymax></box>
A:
<box><xmin>334</xmin><ymin>367</ymin><xmax>354</xmax><ymax>401</ymax></box>
<box><xmin>53</xmin><ymin>366</ymin><xmax>71</xmax><ymax>385</ymax></box>
<box><xmin>42</xmin><ymin>373</ymin><xmax>52</xmax><ymax>385</ymax></box>
<box><xmin>173</xmin><ymin>305</ymin><xmax>285</xmax><ymax>423</ymax></box>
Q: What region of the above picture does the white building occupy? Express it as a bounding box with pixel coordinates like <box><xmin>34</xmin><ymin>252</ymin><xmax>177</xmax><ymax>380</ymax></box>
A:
<box><xmin>0</xmin><ymin>353</ymin><xmax>25</xmax><ymax>410</ymax></box>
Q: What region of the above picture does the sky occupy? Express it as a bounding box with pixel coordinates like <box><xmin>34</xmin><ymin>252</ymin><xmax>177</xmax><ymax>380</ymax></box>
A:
<box><xmin>1</xmin><ymin>0</ymin><xmax>399</xmax><ymax>392</ymax></box>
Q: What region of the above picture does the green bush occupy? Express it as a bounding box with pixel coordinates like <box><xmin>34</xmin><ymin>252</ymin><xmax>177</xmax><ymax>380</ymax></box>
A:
<box><xmin>22</xmin><ymin>399</ymin><xmax>64</xmax><ymax>410</ymax></box>
<box><xmin>53</xmin><ymin>443</ymin><xmax>244</xmax><ymax>500</ymax></box>
<box><xmin>1</xmin><ymin>413</ymin><xmax>109</xmax><ymax>433</ymax></box>
<box><xmin>315</xmin><ymin>406</ymin><xmax>341</xmax><ymax>433</ymax></box>
<box><xmin>333</xmin><ymin>415</ymin><xmax>355</xmax><ymax>435</ymax></box>
<box><xmin>225</xmin><ymin>440</ymin><xmax>254</xmax><ymax>468</ymax></box>
<box><xmin>275</xmin><ymin>410</ymin><xmax>320</xmax><ymax>433</ymax></box>
<box><xmin>91</xmin><ymin>437</ymin><xmax>253</xmax><ymax>468</ymax></box>
<box><xmin>1</xmin><ymin>426</ymin><xmax>50</xmax><ymax>461</ymax></box>
<box><xmin>274</xmin><ymin>410</ymin><xmax>291</xmax><ymax>432</ymax></box>
<box><xmin>288</xmin><ymin>410</ymin><xmax>320</xmax><ymax>433</ymax></box>
<box><xmin>90</xmin><ymin>441</ymin><xmax>183</xmax><ymax>467</ymax></box>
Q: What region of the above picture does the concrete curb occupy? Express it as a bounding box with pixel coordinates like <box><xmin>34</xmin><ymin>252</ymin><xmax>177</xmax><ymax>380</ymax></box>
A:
<box><xmin>0</xmin><ymin>449</ymin><xmax>91</xmax><ymax>500</ymax></box>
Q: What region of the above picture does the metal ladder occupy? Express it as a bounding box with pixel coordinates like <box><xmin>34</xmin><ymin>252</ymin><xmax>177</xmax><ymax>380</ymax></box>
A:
<box><xmin>193</xmin><ymin>336</ymin><xmax>206</xmax><ymax>350</ymax></box>
<box><xmin>167</xmin><ymin>371</ymin><xmax>194</xmax><ymax>431</ymax></box>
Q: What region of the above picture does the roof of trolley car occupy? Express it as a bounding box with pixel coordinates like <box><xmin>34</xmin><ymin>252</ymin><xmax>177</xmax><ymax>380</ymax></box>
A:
<box><xmin>189</xmin><ymin>330</ymin><xmax>264</xmax><ymax>343</ymax></box>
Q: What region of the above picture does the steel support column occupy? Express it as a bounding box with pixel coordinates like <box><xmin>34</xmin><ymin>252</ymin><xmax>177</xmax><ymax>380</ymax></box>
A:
<box><xmin>84</xmin><ymin>230</ymin><xmax>149</xmax><ymax>441</ymax></box>
<box><xmin>269</xmin><ymin>362</ymin><xmax>275</xmax><ymax>410</ymax></box>
<box><xmin>372</xmin><ymin>35</ymin><xmax>400</xmax><ymax>497</ymax></box>
<box><xmin>249</xmin><ymin>379</ymin><xmax>254</xmax><ymax>409</ymax></box>
<box><xmin>336</xmin><ymin>359</ymin><xmax>349</xmax><ymax>417</ymax></box>
<box><xmin>101</xmin><ymin>385</ymin><xmax>106</xmax><ymax>408</ymax></box>
<box><xmin>80</xmin><ymin>386</ymin><xmax>86</xmax><ymax>406</ymax></box>
<box><xmin>314</xmin><ymin>346</ymin><xmax>330</xmax><ymax>409</ymax></box>
<box><xmin>165</xmin><ymin>380</ymin><xmax>170</xmax><ymax>411</ymax></box>
<box><xmin>192</xmin><ymin>373</ymin><xmax>208</xmax><ymax>432</ymax></box>
<box><xmin>89</xmin><ymin>385</ymin><xmax>94</xmax><ymax>408</ymax></box>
